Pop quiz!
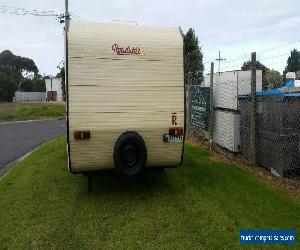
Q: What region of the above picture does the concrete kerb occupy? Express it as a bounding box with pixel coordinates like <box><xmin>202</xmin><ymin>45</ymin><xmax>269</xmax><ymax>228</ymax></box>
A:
<box><xmin>0</xmin><ymin>117</ymin><xmax>66</xmax><ymax>125</ymax></box>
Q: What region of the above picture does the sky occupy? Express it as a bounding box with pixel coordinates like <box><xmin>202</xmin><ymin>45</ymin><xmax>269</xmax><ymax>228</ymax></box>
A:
<box><xmin>0</xmin><ymin>0</ymin><xmax>299</xmax><ymax>76</ymax></box>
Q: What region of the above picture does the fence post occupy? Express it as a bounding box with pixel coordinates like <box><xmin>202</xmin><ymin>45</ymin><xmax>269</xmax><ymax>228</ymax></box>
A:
<box><xmin>209</xmin><ymin>62</ymin><xmax>214</xmax><ymax>151</ymax></box>
<box><xmin>186</xmin><ymin>84</ymin><xmax>189</xmax><ymax>139</ymax></box>
<box><xmin>250</xmin><ymin>52</ymin><xmax>257</xmax><ymax>165</ymax></box>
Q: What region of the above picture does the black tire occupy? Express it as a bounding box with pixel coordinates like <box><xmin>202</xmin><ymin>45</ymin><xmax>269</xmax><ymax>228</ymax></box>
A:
<box><xmin>114</xmin><ymin>131</ymin><xmax>147</xmax><ymax>177</ymax></box>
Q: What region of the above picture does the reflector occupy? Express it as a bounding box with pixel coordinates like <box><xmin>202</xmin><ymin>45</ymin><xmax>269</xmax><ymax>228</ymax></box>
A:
<box><xmin>169</xmin><ymin>127</ymin><xmax>183</xmax><ymax>136</ymax></box>
<box><xmin>74</xmin><ymin>130</ymin><xmax>90</xmax><ymax>140</ymax></box>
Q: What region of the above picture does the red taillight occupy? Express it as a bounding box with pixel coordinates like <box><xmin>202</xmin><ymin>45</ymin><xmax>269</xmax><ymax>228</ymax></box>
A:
<box><xmin>74</xmin><ymin>130</ymin><xmax>90</xmax><ymax>140</ymax></box>
<box><xmin>169</xmin><ymin>127</ymin><xmax>183</xmax><ymax>136</ymax></box>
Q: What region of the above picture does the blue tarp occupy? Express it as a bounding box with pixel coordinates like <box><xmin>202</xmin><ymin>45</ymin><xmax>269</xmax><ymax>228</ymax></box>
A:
<box><xmin>239</xmin><ymin>80</ymin><xmax>300</xmax><ymax>101</ymax></box>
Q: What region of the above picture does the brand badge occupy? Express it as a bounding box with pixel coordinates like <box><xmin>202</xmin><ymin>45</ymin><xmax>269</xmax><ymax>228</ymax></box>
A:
<box><xmin>112</xmin><ymin>44</ymin><xmax>144</xmax><ymax>56</ymax></box>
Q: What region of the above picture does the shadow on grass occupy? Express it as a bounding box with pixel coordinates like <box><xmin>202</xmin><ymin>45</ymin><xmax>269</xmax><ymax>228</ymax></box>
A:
<box><xmin>76</xmin><ymin>144</ymin><xmax>215</xmax><ymax>199</ymax></box>
<box><xmin>83</xmin><ymin>169</ymin><xmax>180</xmax><ymax>198</ymax></box>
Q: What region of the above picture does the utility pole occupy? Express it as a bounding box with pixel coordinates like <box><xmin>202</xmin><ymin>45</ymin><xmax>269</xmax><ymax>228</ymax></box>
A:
<box><xmin>215</xmin><ymin>50</ymin><xmax>226</xmax><ymax>73</ymax></box>
<box><xmin>65</xmin><ymin>0</ymin><xmax>69</xmax><ymax>32</ymax></box>
<box><xmin>64</xmin><ymin>0</ymin><xmax>69</xmax><ymax>102</ymax></box>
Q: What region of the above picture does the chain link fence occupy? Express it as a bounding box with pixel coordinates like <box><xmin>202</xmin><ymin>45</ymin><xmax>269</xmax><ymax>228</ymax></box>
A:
<box><xmin>239</xmin><ymin>94</ymin><xmax>300</xmax><ymax>176</ymax></box>
<box><xmin>186</xmin><ymin>56</ymin><xmax>300</xmax><ymax>177</ymax></box>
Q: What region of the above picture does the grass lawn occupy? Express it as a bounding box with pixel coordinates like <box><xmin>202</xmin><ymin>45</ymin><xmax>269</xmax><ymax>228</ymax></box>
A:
<box><xmin>0</xmin><ymin>137</ymin><xmax>299</xmax><ymax>249</ymax></box>
<box><xmin>0</xmin><ymin>102</ymin><xmax>65</xmax><ymax>122</ymax></box>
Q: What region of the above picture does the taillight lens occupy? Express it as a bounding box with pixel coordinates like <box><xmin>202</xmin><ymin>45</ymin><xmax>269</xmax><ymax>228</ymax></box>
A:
<box><xmin>74</xmin><ymin>130</ymin><xmax>90</xmax><ymax>140</ymax></box>
<box><xmin>169</xmin><ymin>127</ymin><xmax>183</xmax><ymax>136</ymax></box>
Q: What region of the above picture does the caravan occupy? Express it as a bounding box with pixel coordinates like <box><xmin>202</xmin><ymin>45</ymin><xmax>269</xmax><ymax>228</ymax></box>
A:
<box><xmin>66</xmin><ymin>22</ymin><xmax>185</xmax><ymax>176</ymax></box>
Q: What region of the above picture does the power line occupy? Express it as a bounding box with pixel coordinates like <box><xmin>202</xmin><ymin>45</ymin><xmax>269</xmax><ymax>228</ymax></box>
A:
<box><xmin>258</xmin><ymin>41</ymin><xmax>300</xmax><ymax>54</ymax></box>
<box><xmin>0</xmin><ymin>5</ymin><xmax>83</xmax><ymax>23</ymax></box>
<box><xmin>220</xmin><ymin>49</ymin><xmax>300</xmax><ymax>72</ymax></box>
<box><xmin>259</xmin><ymin>53</ymin><xmax>290</xmax><ymax>61</ymax></box>
<box><xmin>0</xmin><ymin>5</ymin><xmax>59</xmax><ymax>17</ymax></box>
<box><xmin>206</xmin><ymin>40</ymin><xmax>300</xmax><ymax>66</ymax></box>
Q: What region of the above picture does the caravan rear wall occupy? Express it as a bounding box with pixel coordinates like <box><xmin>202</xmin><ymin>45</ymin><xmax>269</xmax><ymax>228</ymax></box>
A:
<box><xmin>67</xmin><ymin>22</ymin><xmax>185</xmax><ymax>175</ymax></box>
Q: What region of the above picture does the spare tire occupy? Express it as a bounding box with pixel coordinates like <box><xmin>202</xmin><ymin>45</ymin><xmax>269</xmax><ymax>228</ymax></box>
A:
<box><xmin>114</xmin><ymin>131</ymin><xmax>147</xmax><ymax>177</ymax></box>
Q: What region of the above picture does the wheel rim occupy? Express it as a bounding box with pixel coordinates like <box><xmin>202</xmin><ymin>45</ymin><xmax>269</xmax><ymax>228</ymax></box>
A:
<box><xmin>122</xmin><ymin>145</ymin><xmax>138</xmax><ymax>168</ymax></box>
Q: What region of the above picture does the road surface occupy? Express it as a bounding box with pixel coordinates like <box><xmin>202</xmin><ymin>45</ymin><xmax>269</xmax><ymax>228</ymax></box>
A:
<box><xmin>0</xmin><ymin>119</ymin><xmax>66</xmax><ymax>176</ymax></box>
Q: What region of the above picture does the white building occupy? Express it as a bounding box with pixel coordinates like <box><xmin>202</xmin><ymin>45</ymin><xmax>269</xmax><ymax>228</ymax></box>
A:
<box><xmin>45</xmin><ymin>77</ymin><xmax>63</xmax><ymax>102</ymax></box>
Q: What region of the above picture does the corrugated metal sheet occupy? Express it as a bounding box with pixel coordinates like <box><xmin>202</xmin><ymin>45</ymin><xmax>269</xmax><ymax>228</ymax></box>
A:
<box><xmin>45</xmin><ymin>78</ymin><xmax>63</xmax><ymax>102</ymax></box>
<box><xmin>202</xmin><ymin>70</ymin><xmax>262</xmax><ymax>110</ymax></box>
<box><xmin>213</xmin><ymin>110</ymin><xmax>241</xmax><ymax>152</ymax></box>
<box><xmin>237</xmin><ymin>70</ymin><xmax>262</xmax><ymax>95</ymax></box>
<box><xmin>68</xmin><ymin>22</ymin><xmax>184</xmax><ymax>172</ymax></box>
<box><xmin>213</xmin><ymin>71</ymin><xmax>238</xmax><ymax>110</ymax></box>
<box><xmin>14</xmin><ymin>92</ymin><xmax>46</xmax><ymax>102</ymax></box>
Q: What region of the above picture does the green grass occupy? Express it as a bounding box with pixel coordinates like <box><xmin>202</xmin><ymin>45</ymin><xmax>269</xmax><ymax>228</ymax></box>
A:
<box><xmin>0</xmin><ymin>137</ymin><xmax>299</xmax><ymax>249</ymax></box>
<box><xmin>0</xmin><ymin>102</ymin><xmax>65</xmax><ymax>122</ymax></box>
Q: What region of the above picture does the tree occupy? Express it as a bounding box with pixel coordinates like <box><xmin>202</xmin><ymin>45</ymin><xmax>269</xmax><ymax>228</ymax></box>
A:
<box><xmin>283</xmin><ymin>49</ymin><xmax>300</xmax><ymax>78</ymax></box>
<box><xmin>265</xmin><ymin>69</ymin><xmax>283</xmax><ymax>90</ymax></box>
<box><xmin>21</xmin><ymin>75</ymin><xmax>46</xmax><ymax>92</ymax></box>
<box><xmin>0</xmin><ymin>72</ymin><xmax>16</xmax><ymax>101</ymax></box>
<box><xmin>0</xmin><ymin>50</ymin><xmax>42</xmax><ymax>102</ymax></box>
<box><xmin>0</xmin><ymin>50</ymin><xmax>38</xmax><ymax>90</ymax></box>
<box><xmin>183</xmin><ymin>28</ymin><xmax>204</xmax><ymax>85</ymax></box>
<box><xmin>241</xmin><ymin>60</ymin><xmax>269</xmax><ymax>90</ymax></box>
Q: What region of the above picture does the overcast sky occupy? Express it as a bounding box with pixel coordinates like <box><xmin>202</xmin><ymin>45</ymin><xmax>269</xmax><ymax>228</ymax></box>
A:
<box><xmin>1</xmin><ymin>0</ymin><xmax>299</xmax><ymax>76</ymax></box>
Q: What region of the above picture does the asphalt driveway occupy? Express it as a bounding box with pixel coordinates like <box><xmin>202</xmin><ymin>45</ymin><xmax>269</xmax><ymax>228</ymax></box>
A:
<box><xmin>0</xmin><ymin>119</ymin><xmax>66</xmax><ymax>176</ymax></box>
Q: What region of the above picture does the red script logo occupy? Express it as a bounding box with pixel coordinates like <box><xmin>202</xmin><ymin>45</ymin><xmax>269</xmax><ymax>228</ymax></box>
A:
<box><xmin>112</xmin><ymin>44</ymin><xmax>144</xmax><ymax>56</ymax></box>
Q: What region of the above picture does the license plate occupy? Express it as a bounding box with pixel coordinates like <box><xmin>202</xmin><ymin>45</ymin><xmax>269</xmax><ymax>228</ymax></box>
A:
<box><xmin>163</xmin><ymin>134</ymin><xmax>184</xmax><ymax>143</ymax></box>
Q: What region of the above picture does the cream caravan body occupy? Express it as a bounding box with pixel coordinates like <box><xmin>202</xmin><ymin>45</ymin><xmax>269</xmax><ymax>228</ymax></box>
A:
<box><xmin>66</xmin><ymin>21</ymin><xmax>185</xmax><ymax>175</ymax></box>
